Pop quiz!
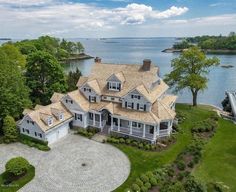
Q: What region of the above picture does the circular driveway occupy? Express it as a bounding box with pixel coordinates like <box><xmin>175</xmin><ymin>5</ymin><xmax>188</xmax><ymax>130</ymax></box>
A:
<box><xmin>0</xmin><ymin>134</ymin><xmax>130</xmax><ymax>192</ymax></box>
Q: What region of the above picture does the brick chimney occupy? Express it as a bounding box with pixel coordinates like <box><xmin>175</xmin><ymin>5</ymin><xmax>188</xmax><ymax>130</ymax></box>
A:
<box><xmin>142</xmin><ymin>59</ymin><xmax>151</xmax><ymax>71</ymax></box>
<box><xmin>94</xmin><ymin>57</ymin><xmax>102</xmax><ymax>63</ymax></box>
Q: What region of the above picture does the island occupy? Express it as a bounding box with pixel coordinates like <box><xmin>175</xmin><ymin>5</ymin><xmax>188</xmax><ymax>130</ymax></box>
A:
<box><xmin>163</xmin><ymin>32</ymin><xmax>236</xmax><ymax>54</ymax></box>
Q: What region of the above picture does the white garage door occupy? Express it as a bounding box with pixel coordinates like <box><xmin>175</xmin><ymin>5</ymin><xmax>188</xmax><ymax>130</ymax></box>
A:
<box><xmin>46</xmin><ymin>123</ymin><xmax>69</xmax><ymax>144</ymax></box>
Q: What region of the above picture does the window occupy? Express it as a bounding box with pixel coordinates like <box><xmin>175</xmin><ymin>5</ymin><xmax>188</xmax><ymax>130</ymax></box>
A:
<box><xmin>90</xmin><ymin>96</ymin><xmax>96</xmax><ymax>102</ymax></box>
<box><xmin>48</xmin><ymin>118</ymin><xmax>53</xmax><ymax>126</ymax></box>
<box><xmin>132</xmin><ymin>122</ymin><xmax>137</xmax><ymax>127</ymax></box>
<box><xmin>89</xmin><ymin>113</ymin><xmax>93</xmax><ymax>120</ymax></box>
<box><xmin>22</xmin><ymin>128</ymin><xmax>25</xmax><ymax>132</ymax></box>
<box><xmin>84</xmin><ymin>87</ymin><xmax>92</xmax><ymax>92</ymax></box>
<box><xmin>149</xmin><ymin>126</ymin><xmax>154</xmax><ymax>134</ymax></box>
<box><xmin>75</xmin><ymin>114</ymin><xmax>83</xmax><ymax>121</ymax></box>
<box><xmin>131</xmin><ymin>94</ymin><xmax>141</xmax><ymax>99</ymax></box>
<box><xmin>35</xmin><ymin>132</ymin><xmax>37</xmax><ymax>136</ymax></box>
<box><xmin>127</xmin><ymin>102</ymin><xmax>133</xmax><ymax>109</ymax></box>
<box><xmin>26</xmin><ymin>129</ymin><xmax>29</xmax><ymax>134</ymax></box>
<box><xmin>66</xmin><ymin>99</ymin><xmax>68</xmax><ymax>103</ymax></box>
<box><xmin>70</xmin><ymin>100</ymin><xmax>73</xmax><ymax>104</ymax></box>
<box><xmin>32</xmin><ymin>121</ymin><xmax>34</xmax><ymax>125</ymax></box>
<box><xmin>103</xmin><ymin>96</ymin><xmax>107</xmax><ymax>99</ymax></box>
<box><xmin>27</xmin><ymin>120</ymin><xmax>29</xmax><ymax>124</ymax></box>
<box><xmin>39</xmin><ymin>133</ymin><xmax>42</xmax><ymax>138</ymax></box>
<box><xmin>59</xmin><ymin>114</ymin><xmax>64</xmax><ymax>121</ymax></box>
<box><xmin>111</xmin><ymin>97</ymin><xmax>115</xmax><ymax>101</ymax></box>
<box><xmin>108</xmin><ymin>81</ymin><xmax>121</xmax><ymax>91</ymax></box>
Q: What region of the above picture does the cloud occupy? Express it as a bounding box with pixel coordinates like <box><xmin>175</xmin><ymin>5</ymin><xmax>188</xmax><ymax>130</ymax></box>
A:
<box><xmin>0</xmin><ymin>1</ymin><xmax>189</xmax><ymax>37</ymax></box>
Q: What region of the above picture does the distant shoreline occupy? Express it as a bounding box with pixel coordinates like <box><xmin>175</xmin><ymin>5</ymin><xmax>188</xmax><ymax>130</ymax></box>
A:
<box><xmin>0</xmin><ymin>38</ymin><xmax>11</xmax><ymax>41</ymax></box>
<box><xmin>61</xmin><ymin>53</ymin><xmax>93</xmax><ymax>63</ymax></box>
<box><xmin>162</xmin><ymin>48</ymin><xmax>236</xmax><ymax>55</ymax></box>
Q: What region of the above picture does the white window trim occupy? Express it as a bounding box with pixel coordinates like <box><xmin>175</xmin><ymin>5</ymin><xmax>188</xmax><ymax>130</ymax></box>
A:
<box><xmin>108</xmin><ymin>81</ymin><xmax>120</xmax><ymax>91</ymax></box>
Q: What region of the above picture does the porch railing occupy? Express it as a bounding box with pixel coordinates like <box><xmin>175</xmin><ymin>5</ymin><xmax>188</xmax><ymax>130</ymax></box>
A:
<box><xmin>158</xmin><ymin>129</ymin><xmax>169</xmax><ymax>137</ymax></box>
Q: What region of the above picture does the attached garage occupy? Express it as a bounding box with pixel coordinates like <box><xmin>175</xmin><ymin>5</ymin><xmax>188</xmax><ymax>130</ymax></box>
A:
<box><xmin>45</xmin><ymin>122</ymin><xmax>70</xmax><ymax>144</ymax></box>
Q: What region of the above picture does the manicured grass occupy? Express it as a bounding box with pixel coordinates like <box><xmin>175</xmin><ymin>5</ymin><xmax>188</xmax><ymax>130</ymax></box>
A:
<box><xmin>193</xmin><ymin>118</ymin><xmax>236</xmax><ymax>191</ymax></box>
<box><xmin>115</xmin><ymin>104</ymin><xmax>215</xmax><ymax>191</ymax></box>
<box><xmin>0</xmin><ymin>165</ymin><xmax>35</xmax><ymax>192</ymax></box>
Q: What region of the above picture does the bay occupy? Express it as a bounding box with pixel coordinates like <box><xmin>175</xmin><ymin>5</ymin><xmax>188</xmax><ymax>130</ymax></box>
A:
<box><xmin>64</xmin><ymin>37</ymin><xmax>236</xmax><ymax>108</ymax></box>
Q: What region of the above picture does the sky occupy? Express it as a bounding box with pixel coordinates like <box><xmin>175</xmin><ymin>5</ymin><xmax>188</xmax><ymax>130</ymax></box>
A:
<box><xmin>0</xmin><ymin>0</ymin><xmax>236</xmax><ymax>38</ymax></box>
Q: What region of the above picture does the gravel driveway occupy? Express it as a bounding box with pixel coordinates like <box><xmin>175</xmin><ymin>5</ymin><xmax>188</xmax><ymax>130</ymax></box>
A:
<box><xmin>0</xmin><ymin>134</ymin><xmax>130</xmax><ymax>192</ymax></box>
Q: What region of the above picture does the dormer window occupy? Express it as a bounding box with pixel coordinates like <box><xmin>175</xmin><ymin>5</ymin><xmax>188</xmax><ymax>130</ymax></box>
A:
<box><xmin>59</xmin><ymin>113</ymin><xmax>64</xmax><ymax>121</ymax></box>
<box><xmin>48</xmin><ymin>117</ymin><xmax>53</xmax><ymax>126</ymax></box>
<box><xmin>107</xmin><ymin>81</ymin><xmax>121</xmax><ymax>91</ymax></box>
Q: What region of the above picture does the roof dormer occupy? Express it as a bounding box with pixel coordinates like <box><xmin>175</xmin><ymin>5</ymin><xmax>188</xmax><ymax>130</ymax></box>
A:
<box><xmin>106</xmin><ymin>72</ymin><xmax>125</xmax><ymax>92</ymax></box>
<box><xmin>40</xmin><ymin>112</ymin><xmax>54</xmax><ymax>126</ymax></box>
<box><xmin>51</xmin><ymin>108</ymin><xmax>64</xmax><ymax>121</ymax></box>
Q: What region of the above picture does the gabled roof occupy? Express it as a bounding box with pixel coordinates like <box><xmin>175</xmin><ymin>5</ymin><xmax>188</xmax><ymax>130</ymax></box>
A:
<box><xmin>20</xmin><ymin>102</ymin><xmax>73</xmax><ymax>132</ymax></box>
<box><xmin>76</xmin><ymin>62</ymin><xmax>164</xmax><ymax>103</ymax></box>
<box><xmin>67</xmin><ymin>90</ymin><xmax>90</xmax><ymax>111</ymax></box>
<box><xmin>86</xmin><ymin>79</ymin><xmax>101</xmax><ymax>95</ymax></box>
<box><xmin>107</xmin><ymin>72</ymin><xmax>125</xmax><ymax>83</ymax></box>
<box><xmin>50</xmin><ymin>92</ymin><xmax>65</xmax><ymax>103</ymax></box>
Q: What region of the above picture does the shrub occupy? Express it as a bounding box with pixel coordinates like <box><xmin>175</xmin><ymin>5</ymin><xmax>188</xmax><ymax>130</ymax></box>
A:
<box><xmin>146</xmin><ymin>171</ymin><xmax>154</xmax><ymax>178</ymax></box>
<box><xmin>140</xmin><ymin>174</ymin><xmax>149</xmax><ymax>183</ymax></box>
<box><xmin>132</xmin><ymin>183</ymin><xmax>140</xmax><ymax>192</ymax></box>
<box><xmin>188</xmin><ymin>161</ymin><xmax>194</xmax><ymax>168</ymax></box>
<box><xmin>138</xmin><ymin>143</ymin><xmax>144</xmax><ymax>149</ymax></box>
<box><xmin>5</xmin><ymin>157</ymin><xmax>31</xmax><ymax>176</ymax></box>
<box><xmin>132</xmin><ymin>141</ymin><xmax>138</xmax><ymax>146</ymax></box>
<box><xmin>140</xmin><ymin>186</ymin><xmax>148</xmax><ymax>192</ymax></box>
<box><xmin>193</xmin><ymin>156</ymin><xmax>200</xmax><ymax>164</ymax></box>
<box><xmin>3</xmin><ymin>116</ymin><xmax>18</xmax><ymax>143</ymax></box>
<box><xmin>126</xmin><ymin>139</ymin><xmax>131</xmax><ymax>144</ymax></box>
<box><xmin>120</xmin><ymin>138</ymin><xmax>125</xmax><ymax>144</ymax></box>
<box><xmin>144</xmin><ymin>144</ymin><xmax>150</xmax><ymax>150</ymax></box>
<box><xmin>177</xmin><ymin>172</ymin><xmax>185</xmax><ymax>181</ymax></box>
<box><xmin>135</xmin><ymin>178</ymin><xmax>144</xmax><ymax>187</ymax></box>
<box><xmin>184</xmin><ymin>176</ymin><xmax>206</xmax><ymax>192</ymax></box>
<box><xmin>144</xmin><ymin>182</ymin><xmax>151</xmax><ymax>189</ymax></box>
<box><xmin>177</xmin><ymin>160</ymin><xmax>186</xmax><ymax>171</ymax></box>
<box><xmin>150</xmin><ymin>177</ymin><xmax>158</xmax><ymax>186</ymax></box>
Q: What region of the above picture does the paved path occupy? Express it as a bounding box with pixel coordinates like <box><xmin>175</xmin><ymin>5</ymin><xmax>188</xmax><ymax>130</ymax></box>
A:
<box><xmin>0</xmin><ymin>134</ymin><xmax>130</xmax><ymax>192</ymax></box>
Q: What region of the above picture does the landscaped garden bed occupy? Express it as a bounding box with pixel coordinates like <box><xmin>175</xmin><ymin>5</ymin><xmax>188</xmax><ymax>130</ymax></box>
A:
<box><xmin>106</xmin><ymin>135</ymin><xmax>177</xmax><ymax>152</ymax></box>
<box><xmin>19</xmin><ymin>134</ymin><xmax>50</xmax><ymax>151</ymax></box>
<box><xmin>75</xmin><ymin>127</ymin><xmax>100</xmax><ymax>139</ymax></box>
<box><xmin>113</xmin><ymin>104</ymin><xmax>227</xmax><ymax>192</ymax></box>
<box><xmin>0</xmin><ymin>157</ymin><xmax>35</xmax><ymax>192</ymax></box>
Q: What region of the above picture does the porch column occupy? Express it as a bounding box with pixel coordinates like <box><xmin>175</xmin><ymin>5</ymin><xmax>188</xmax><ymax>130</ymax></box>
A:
<box><xmin>99</xmin><ymin>113</ymin><xmax>102</xmax><ymax>128</ymax></box>
<box><xmin>129</xmin><ymin>121</ymin><xmax>132</xmax><ymax>135</ymax></box>
<box><xmin>118</xmin><ymin>118</ymin><xmax>120</xmax><ymax>132</ymax></box>
<box><xmin>168</xmin><ymin>120</ymin><xmax>172</xmax><ymax>134</ymax></box>
<box><xmin>157</xmin><ymin>123</ymin><xmax>160</xmax><ymax>137</ymax></box>
<box><xmin>153</xmin><ymin>125</ymin><xmax>157</xmax><ymax>140</ymax></box>
<box><xmin>111</xmin><ymin>116</ymin><xmax>113</xmax><ymax>130</ymax></box>
<box><xmin>93</xmin><ymin>112</ymin><xmax>95</xmax><ymax>126</ymax></box>
<box><xmin>143</xmin><ymin>124</ymin><xmax>146</xmax><ymax>137</ymax></box>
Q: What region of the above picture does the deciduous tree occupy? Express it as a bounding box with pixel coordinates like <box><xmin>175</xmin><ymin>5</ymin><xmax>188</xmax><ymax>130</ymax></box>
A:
<box><xmin>165</xmin><ymin>47</ymin><xmax>219</xmax><ymax>106</ymax></box>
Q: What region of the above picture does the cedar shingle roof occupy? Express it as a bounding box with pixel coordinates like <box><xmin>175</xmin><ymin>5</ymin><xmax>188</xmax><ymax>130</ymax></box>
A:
<box><xmin>20</xmin><ymin>102</ymin><xmax>73</xmax><ymax>132</ymax></box>
<box><xmin>77</xmin><ymin>62</ymin><xmax>167</xmax><ymax>103</ymax></box>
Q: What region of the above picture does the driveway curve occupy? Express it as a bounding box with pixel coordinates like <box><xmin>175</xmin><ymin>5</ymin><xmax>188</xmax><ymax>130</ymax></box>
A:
<box><xmin>0</xmin><ymin>134</ymin><xmax>130</xmax><ymax>192</ymax></box>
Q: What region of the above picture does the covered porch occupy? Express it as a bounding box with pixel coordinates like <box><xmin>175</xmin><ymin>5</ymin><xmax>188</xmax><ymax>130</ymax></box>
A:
<box><xmin>110</xmin><ymin>116</ymin><xmax>173</xmax><ymax>142</ymax></box>
<box><xmin>87</xmin><ymin>111</ymin><xmax>107</xmax><ymax>129</ymax></box>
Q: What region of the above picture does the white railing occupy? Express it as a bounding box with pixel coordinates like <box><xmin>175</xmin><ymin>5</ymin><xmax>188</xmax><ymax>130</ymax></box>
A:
<box><xmin>158</xmin><ymin>129</ymin><xmax>169</xmax><ymax>137</ymax></box>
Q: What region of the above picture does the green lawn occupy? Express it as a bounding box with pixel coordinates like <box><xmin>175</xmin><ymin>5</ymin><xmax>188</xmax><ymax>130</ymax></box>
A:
<box><xmin>0</xmin><ymin>166</ymin><xmax>35</xmax><ymax>192</ymax></box>
<box><xmin>115</xmin><ymin>104</ymin><xmax>215</xmax><ymax>191</ymax></box>
<box><xmin>193</xmin><ymin>118</ymin><xmax>236</xmax><ymax>191</ymax></box>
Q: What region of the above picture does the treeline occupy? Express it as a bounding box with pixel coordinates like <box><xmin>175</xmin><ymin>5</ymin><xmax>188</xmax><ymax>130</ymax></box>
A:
<box><xmin>12</xmin><ymin>36</ymin><xmax>84</xmax><ymax>61</ymax></box>
<box><xmin>0</xmin><ymin>36</ymin><xmax>82</xmax><ymax>129</ymax></box>
<box><xmin>173</xmin><ymin>32</ymin><xmax>236</xmax><ymax>50</ymax></box>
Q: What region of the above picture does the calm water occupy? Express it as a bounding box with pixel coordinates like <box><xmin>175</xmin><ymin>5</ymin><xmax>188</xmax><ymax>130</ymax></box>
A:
<box><xmin>64</xmin><ymin>37</ymin><xmax>236</xmax><ymax>107</ymax></box>
<box><xmin>1</xmin><ymin>38</ymin><xmax>236</xmax><ymax>107</ymax></box>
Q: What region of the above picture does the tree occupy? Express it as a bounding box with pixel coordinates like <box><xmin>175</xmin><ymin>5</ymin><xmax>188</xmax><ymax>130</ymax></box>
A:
<box><xmin>2</xmin><ymin>116</ymin><xmax>18</xmax><ymax>143</ymax></box>
<box><xmin>25</xmin><ymin>51</ymin><xmax>67</xmax><ymax>104</ymax></box>
<box><xmin>5</xmin><ymin>157</ymin><xmax>31</xmax><ymax>176</ymax></box>
<box><xmin>165</xmin><ymin>47</ymin><xmax>219</xmax><ymax>106</ymax></box>
<box><xmin>67</xmin><ymin>68</ymin><xmax>82</xmax><ymax>91</ymax></box>
<box><xmin>1</xmin><ymin>43</ymin><xmax>26</xmax><ymax>68</ymax></box>
<box><xmin>0</xmin><ymin>47</ymin><xmax>31</xmax><ymax>120</ymax></box>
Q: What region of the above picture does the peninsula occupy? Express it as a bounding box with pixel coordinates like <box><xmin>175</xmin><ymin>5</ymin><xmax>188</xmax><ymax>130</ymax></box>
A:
<box><xmin>163</xmin><ymin>32</ymin><xmax>236</xmax><ymax>54</ymax></box>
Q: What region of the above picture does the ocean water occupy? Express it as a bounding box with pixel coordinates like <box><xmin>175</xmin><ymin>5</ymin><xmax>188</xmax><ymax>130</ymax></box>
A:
<box><xmin>2</xmin><ymin>38</ymin><xmax>236</xmax><ymax>107</ymax></box>
<box><xmin>64</xmin><ymin>37</ymin><xmax>236</xmax><ymax>107</ymax></box>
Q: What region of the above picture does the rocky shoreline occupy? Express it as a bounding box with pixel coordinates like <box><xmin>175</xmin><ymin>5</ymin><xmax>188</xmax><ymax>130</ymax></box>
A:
<box><xmin>61</xmin><ymin>53</ymin><xmax>94</xmax><ymax>62</ymax></box>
